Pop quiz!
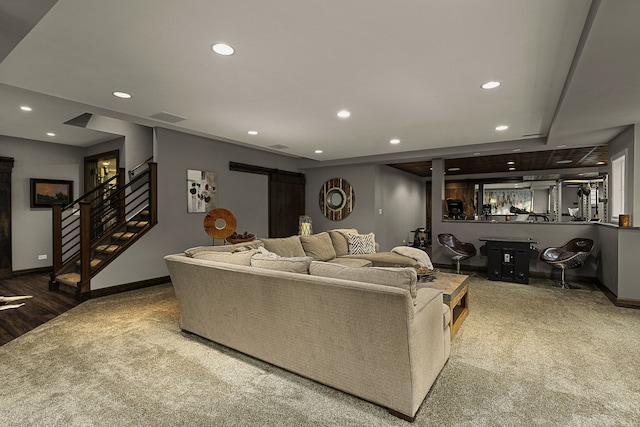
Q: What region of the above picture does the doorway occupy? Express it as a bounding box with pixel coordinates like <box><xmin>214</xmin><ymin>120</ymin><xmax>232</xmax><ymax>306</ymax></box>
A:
<box><xmin>84</xmin><ymin>150</ymin><xmax>119</xmax><ymax>194</ymax></box>
<box><xmin>84</xmin><ymin>151</ymin><xmax>120</xmax><ymax>237</ymax></box>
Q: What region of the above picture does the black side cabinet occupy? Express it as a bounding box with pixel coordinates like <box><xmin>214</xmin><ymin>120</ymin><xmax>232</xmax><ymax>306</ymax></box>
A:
<box><xmin>481</xmin><ymin>237</ymin><xmax>538</xmax><ymax>284</ymax></box>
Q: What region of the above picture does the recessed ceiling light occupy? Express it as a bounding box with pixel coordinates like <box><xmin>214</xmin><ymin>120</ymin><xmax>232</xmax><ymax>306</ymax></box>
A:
<box><xmin>507</xmin><ymin>161</ymin><xmax>515</xmax><ymax>165</ymax></box>
<box><xmin>46</xmin><ymin>132</ymin><xmax>56</xmax><ymax>137</ymax></box>
<box><xmin>557</xmin><ymin>144</ymin><xmax>567</xmax><ymax>148</ymax></box>
<box><xmin>481</xmin><ymin>81</ymin><xmax>501</xmax><ymax>89</ymax></box>
<box><xmin>390</xmin><ymin>138</ymin><xmax>400</xmax><ymax>145</ymax></box>
<box><xmin>20</xmin><ymin>106</ymin><xmax>32</xmax><ymax>111</ymax></box>
<box><xmin>448</xmin><ymin>167</ymin><xmax>460</xmax><ymax>172</ymax></box>
<box><xmin>556</xmin><ymin>160</ymin><xmax>573</xmax><ymax>164</ymax></box>
<box><xmin>112</xmin><ymin>91</ymin><xmax>132</xmax><ymax>99</ymax></box>
<box><xmin>247</xmin><ymin>130</ymin><xmax>258</xmax><ymax>135</ymax></box>
<box><xmin>513</xmin><ymin>148</ymin><xmax>521</xmax><ymax>152</ymax></box>
<box><xmin>315</xmin><ymin>149</ymin><xmax>323</xmax><ymax>154</ymax></box>
<box><xmin>337</xmin><ymin>110</ymin><xmax>351</xmax><ymax>118</ymax></box>
<box><xmin>509</xmin><ymin>167</ymin><xmax>516</xmax><ymax>171</ymax></box>
<box><xmin>473</xmin><ymin>152</ymin><xmax>481</xmax><ymax>156</ymax></box>
<box><xmin>597</xmin><ymin>161</ymin><xmax>605</xmax><ymax>165</ymax></box>
<box><xmin>212</xmin><ymin>43</ymin><xmax>235</xmax><ymax>56</ymax></box>
<box><xmin>495</xmin><ymin>125</ymin><xmax>509</xmax><ymax>131</ymax></box>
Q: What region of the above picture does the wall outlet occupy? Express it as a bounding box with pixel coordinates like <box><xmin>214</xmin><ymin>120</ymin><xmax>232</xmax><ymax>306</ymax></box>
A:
<box><xmin>378</xmin><ymin>208</ymin><xmax>383</xmax><ymax>214</ymax></box>
<box><xmin>38</xmin><ymin>254</ymin><xmax>47</xmax><ymax>260</ymax></box>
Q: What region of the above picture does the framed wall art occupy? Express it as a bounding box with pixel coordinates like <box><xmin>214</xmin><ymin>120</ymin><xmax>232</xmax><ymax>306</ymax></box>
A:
<box><xmin>483</xmin><ymin>189</ymin><xmax>533</xmax><ymax>214</ymax></box>
<box><xmin>30</xmin><ymin>178</ymin><xmax>74</xmax><ymax>208</ymax></box>
<box><xmin>187</xmin><ymin>169</ymin><xmax>217</xmax><ymax>213</ymax></box>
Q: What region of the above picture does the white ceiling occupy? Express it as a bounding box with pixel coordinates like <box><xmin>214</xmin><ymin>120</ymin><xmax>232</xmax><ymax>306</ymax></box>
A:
<box><xmin>1</xmin><ymin>0</ymin><xmax>638</xmax><ymax>165</ymax></box>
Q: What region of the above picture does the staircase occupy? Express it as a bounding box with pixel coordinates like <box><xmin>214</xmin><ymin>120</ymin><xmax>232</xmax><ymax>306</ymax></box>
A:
<box><xmin>50</xmin><ymin>162</ymin><xmax>157</xmax><ymax>300</ymax></box>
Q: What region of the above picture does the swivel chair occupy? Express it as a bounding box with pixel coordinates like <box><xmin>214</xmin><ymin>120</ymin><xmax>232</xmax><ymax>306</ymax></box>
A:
<box><xmin>539</xmin><ymin>238</ymin><xmax>594</xmax><ymax>289</ymax></box>
<box><xmin>437</xmin><ymin>233</ymin><xmax>476</xmax><ymax>274</ymax></box>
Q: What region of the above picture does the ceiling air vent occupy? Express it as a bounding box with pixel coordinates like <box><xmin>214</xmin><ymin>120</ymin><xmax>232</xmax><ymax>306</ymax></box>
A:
<box><xmin>149</xmin><ymin>111</ymin><xmax>188</xmax><ymax>123</ymax></box>
<box><xmin>268</xmin><ymin>144</ymin><xmax>290</xmax><ymax>150</ymax></box>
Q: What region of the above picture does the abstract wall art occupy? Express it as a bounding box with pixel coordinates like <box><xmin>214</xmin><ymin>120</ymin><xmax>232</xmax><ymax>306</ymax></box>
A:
<box><xmin>187</xmin><ymin>169</ymin><xmax>217</xmax><ymax>213</ymax></box>
<box><xmin>483</xmin><ymin>189</ymin><xmax>533</xmax><ymax>215</ymax></box>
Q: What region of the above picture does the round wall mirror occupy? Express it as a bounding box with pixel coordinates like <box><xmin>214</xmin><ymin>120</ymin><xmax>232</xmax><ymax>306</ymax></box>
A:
<box><xmin>319</xmin><ymin>178</ymin><xmax>354</xmax><ymax>220</ymax></box>
<box><xmin>326</xmin><ymin>188</ymin><xmax>346</xmax><ymax>210</ymax></box>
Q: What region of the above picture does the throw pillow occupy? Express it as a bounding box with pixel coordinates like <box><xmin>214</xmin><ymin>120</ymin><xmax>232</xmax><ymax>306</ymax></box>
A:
<box><xmin>261</xmin><ymin>236</ymin><xmax>307</xmax><ymax>258</ymax></box>
<box><xmin>309</xmin><ymin>261</ymin><xmax>417</xmax><ymax>300</ymax></box>
<box><xmin>347</xmin><ymin>232</ymin><xmax>376</xmax><ymax>255</ymax></box>
<box><xmin>300</xmin><ymin>232</ymin><xmax>337</xmax><ymax>261</ymax></box>
<box><xmin>251</xmin><ymin>252</ymin><xmax>313</xmax><ymax>274</ymax></box>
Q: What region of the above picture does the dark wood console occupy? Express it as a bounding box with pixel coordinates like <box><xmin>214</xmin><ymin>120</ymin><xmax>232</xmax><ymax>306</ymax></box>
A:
<box><xmin>480</xmin><ymin>237</ymin><xmax>538</xmax><ymax>284</ymax></box>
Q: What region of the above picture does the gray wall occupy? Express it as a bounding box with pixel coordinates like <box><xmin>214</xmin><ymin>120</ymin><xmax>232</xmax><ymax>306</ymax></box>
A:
<box><xmin>608</xmin><ymin>125</ymin><xmax>636</xmax><ymax>225</ymax></box>
<box><xmin>617</xmin><ymin>228</ymin><xmax>640</xmax><ymax>300</ymax></box>
<box><xmin>374</xmin><ymin>165</ymin><xmax>426</xmax><ymax>250</ymax></box>
<box><xmin>90</xmin><ymin>127</ymin><xmax>301</xmax><ymax>289</ymax></box>
<box><xmin>596</xmin><ymin>224</ymin><xmax>619</xmax><ymax>295</ymax></box>
<box><xmin>303</xmin><ymin>164</ymin><xmax>425</xmax><ymax>251</ymax></box>
<box><xmin>1</xmin><ymin>135</ymin><xmax>84</xmax><ymax>270</ymax></box>
<box><xmin>304</xmin><ymin>164</ymin><xmax>376</xmax><ymax>237</ymax></box>
<box><xmin>84</xmin><ymin>115</ymin><xmax>153</xmax><ymax>173</ymax></box>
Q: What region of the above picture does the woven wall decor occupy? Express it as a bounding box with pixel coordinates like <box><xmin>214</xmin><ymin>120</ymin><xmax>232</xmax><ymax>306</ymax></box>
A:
<box><xmin>319</xmin><ymin>178</ymin><xmax>355</xmax><ymax>220</ymax></box>
<box><xmin>204</xmin><ymin>208</ymin><xmax>237</xmax><ymax>239</ymax></box>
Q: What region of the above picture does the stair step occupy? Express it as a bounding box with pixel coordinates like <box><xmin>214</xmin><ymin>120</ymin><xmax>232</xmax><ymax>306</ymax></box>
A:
<box><xmin>127</xmin><ymin>220</ymin><xmax>148</xmax><ymax>228</ymax></box>
<box><xmin>112</xmin><ymin>232</ymin><xmax>135</xmax><ymax>240</ymax></box>
<box><xmin>95</xmin><ymin>244</ymin><xmax>120</xmax><ymax>254</ymax></box>
<box><xmin>56</xmin><ymin>272</ymin><xmax>80</xmax><ymax>286</ymax></box>
<box><xmin>126</xmin><ymin>221</ymin><xmax>148</xmax><ymax>232</ymax></box>
<box><xmin>75</xmin><ymin>259</ymin><xmax>102</xmax><ymax>269</ymax></box>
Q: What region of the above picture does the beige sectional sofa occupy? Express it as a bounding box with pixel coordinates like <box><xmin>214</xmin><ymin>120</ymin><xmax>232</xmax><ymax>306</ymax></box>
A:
<box><xmin>263</xmin><ymin>230</ymin><xmax>422</xmax><ymax>268</ymax></box>
<box><xmin>165</xmin><ymin>231</ymin><xmax>449</xmax><ymax>421</ymax></box>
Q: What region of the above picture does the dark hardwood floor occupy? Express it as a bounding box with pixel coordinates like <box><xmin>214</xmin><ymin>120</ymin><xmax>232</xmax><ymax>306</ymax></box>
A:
<box><xmin>1</xmin><ymin>273</ymin><xmax>79</xmax><ymax>346</ymax></box>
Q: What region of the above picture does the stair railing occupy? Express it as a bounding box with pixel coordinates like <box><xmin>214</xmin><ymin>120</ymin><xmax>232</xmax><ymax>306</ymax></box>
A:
<box><xmin>51</xmin><ymin>162</ymin><xmax>157</xmax><ymax>295</ymax></box>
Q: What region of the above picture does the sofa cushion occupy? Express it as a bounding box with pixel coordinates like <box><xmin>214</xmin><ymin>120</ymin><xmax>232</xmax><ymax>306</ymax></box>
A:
<box><xmin>327</xmin><ymin>257</ymin><xmax>373</xmax><ymax>267</ymax></box>
<box><xmin>191</xmin><ymin>249</ymin><xmax>259</xmax><ymax>266</ymax></box>
<box><xmin>309</xmin><ymin>261</ymin><xmax>417</xmax><ymax>300</ymax></box>
<box><xmin>261</xmin><ymin>236</ymin><xmax>306</xmax><ymax>258</ymax></box>
<box><xmin>251</xmin><ymin>252</ymin><xmax>313</xmax><ymax>274</ymax></box>
<box><xmin>185</xmin><ymin>240</ymin><xmax>264</xmax><ymax>257</ymax></box>
<box><xmin>328</xmin><ymin>229</ymin><xmax>358</xmax><ymax>256</ymax></box>
<box><xmin>347</xmin><ymin>232</ymin><xmax>376</xmax><ymax>255</ymax></box>
<box><xmin>339</xmin><ymin>252</ymin><xmax>419</xmax><ymax>268</ymax></box>
<box><xmin>300</xmin><ymin>232</ymin><xmax>337</xmax><ymax>261</ymax></box>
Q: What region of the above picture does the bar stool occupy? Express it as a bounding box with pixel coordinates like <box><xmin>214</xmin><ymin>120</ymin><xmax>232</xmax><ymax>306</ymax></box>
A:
<box><xmin>437</xmin><ymin>233</ymin><xmax>476</xmax><ymax>274</ymax></box>
<box><xmin>539</xmin><ymin>238</ymin><xmax>593</xmax><ymax>289</ymax></box>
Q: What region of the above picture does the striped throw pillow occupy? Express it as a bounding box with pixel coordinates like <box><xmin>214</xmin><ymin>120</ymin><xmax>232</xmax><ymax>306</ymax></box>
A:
<box><xmin>347</xmin><ymin>232</ymin><xmax>376</xmax><ymax>255</ymax></box>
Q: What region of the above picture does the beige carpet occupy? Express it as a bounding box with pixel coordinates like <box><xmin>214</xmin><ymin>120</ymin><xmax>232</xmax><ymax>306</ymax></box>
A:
<box><xmin>1</xmin><ymin>274</ymin><xmax>639</xmax><ymax>426</ymax></box>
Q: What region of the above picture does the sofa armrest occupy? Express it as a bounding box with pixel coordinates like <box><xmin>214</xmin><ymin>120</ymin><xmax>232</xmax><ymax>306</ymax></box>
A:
<box><xmin>408</xmin><ymin>287</ymin><xmax>448</xmax><ymax>413</ymax></box>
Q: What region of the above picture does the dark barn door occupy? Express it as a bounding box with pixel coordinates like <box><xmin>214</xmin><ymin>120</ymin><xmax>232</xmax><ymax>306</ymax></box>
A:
<box><xmin>229</xmin><ymin>162</ymin><xmax>305</xmax><ymax>238</ymax></box>
<box><xmin>269</xmin><ymin>171</ymin><xmax>305</xmax><ymax>237</ymax></box>
<box><xmin>0</xmin><ymin>157</ymin><xmax>14</xmax><ymax>278</ymax></box>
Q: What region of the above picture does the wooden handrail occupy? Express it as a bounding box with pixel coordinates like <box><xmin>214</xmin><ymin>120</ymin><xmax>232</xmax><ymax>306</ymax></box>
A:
<box><xmin>129</xmin><ymin>156</ymin><xmax>153</xmax><ymax>177</ymax></box>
